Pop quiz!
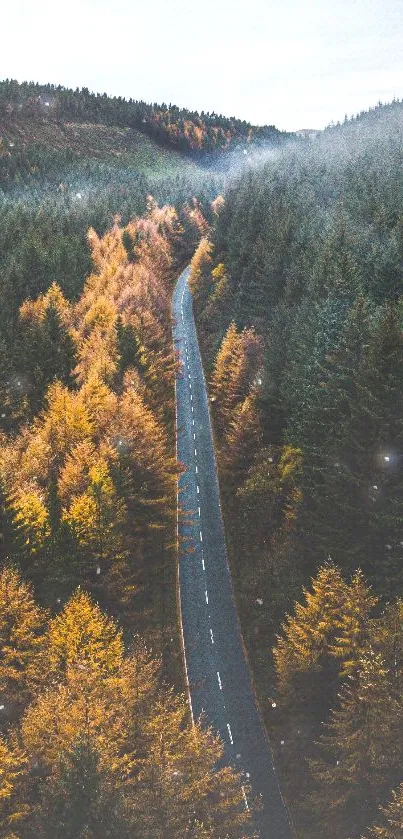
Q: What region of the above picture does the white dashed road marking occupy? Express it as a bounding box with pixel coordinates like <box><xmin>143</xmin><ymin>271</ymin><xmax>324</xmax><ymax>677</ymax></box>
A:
<box><xmin>210</xmin><ymin>628</ymin><xmax>214</xmax><ymax>644</ymax></box>
<box><xmin>217</xmin><ymin>671</ymin><xmax>222</xmax><ymax>690</ymax></box>
<box><xmin>227</xmin><ymin>723</ymin><xmax>234</xmax><ymax>745</ymax></box>
<box><xmin>205</xmin><ymin>590</ymin><xmax>209</xmax><ymax>604</ymax></box>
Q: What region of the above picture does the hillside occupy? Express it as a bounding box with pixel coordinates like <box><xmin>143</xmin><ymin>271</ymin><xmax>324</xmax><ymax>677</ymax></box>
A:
<box><xmin>0</xmin><ymin>78</ymin><xmax>291</xmax><ymax>162</ymax></box>
<box><xmin>0</xmin><ymin>115</ymin><xmax>200</xmax><ymax>176</ymax></box>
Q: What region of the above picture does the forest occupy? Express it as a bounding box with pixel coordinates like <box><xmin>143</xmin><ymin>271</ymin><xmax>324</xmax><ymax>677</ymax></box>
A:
<box><xmin>0</xmin><ymin>82</ymin><xmax>258</xmax><ymax>837</ymax></box>
<box><xmin>2</xmin><ymin>74</ymin><xmax>403</xmax><ymax>838</ymax></box>
<box><xmin>190</xmin><ymin>97</ymin><xmax>403</xmax><ymax>838</ymax></box>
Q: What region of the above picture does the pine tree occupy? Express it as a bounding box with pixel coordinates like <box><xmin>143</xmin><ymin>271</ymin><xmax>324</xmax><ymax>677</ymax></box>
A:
<box><xmin>273</xmin><ymin>562</ymin><xmax>347</xmax><ymax>710</ymax></box>
<box><xmin>221</xmin><ymin>390</ymin><xmax>262</xmax><ymax>493</ymax></box>
<box><xmin>310</xmin><ymin>650</ymin><xmax>403</xmax><ymax>832</ymax></box>
<box><xmin>115</xmin><ymin>316</ymin><xmax>144</xmax><ymax>389</ymax></box>
<box><xmin>21</xmin><ymin>607</ymin><xmax>254</xmax><ymax>839</ymax></box>
<box><xmin>62</xmin><ymin>458</ymin><xmax>127</xmax><ymax>574</ymax></box>
<box><xmin>210</xmin><ymin>323</ymin><xmax>262</xmax><ymax>437</ymax></box>
<box><xmin>0</xmin><ymin>566</ymin><xmax>47</xmax><ymax>724</ymax></box>
<box><xmin>11</xmin><ymin>487</ymin><xmax>51</xmax><ymax>558</ymax></box>
<box><xmin>43</xmin><ymin>589</ymin><xmax>123</xmax><ymax>681</ymax></box>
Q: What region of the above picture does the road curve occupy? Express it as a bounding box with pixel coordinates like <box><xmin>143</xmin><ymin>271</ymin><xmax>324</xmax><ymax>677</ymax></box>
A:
<box><xmin>172</xmin><ymin>266</ymin><xmax>295</xmax><ymax>839</ymax></box>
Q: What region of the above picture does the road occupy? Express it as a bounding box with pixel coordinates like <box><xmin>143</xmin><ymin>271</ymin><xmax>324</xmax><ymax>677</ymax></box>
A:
<box><xmin>172</xmin><ymin>266</ymin><xmax>295</xmax><ymax>839</ymax></box>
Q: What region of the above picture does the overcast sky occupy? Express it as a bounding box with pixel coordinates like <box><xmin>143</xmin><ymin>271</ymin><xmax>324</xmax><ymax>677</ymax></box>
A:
<box><xmin>2</xmin><ymin>0</ymin><xmax>402</xmax><ymax>131</ymax></box>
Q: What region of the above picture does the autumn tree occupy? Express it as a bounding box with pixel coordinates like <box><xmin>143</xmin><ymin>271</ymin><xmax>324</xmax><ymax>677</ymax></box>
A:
<box><xmin>62</xmin><ymin>459</ymin><xmax>127</xmax><ymax>575</ymax></box>
<box><xmin>19</xmin><ymin>593</ymin><xmax>254</xmax><ymax>839</ymax></box>
<box><xmin>33</xmin><ymin>734</ymin><xmax>120</xmax><ymax>839</ymax></box>
<box><xmin>11</xmin><ymin>487</ymin><xmax>51</xmax><ymax>559</ymax></box>
<box><xmin>188</xmin><ymin>237</ymin><xmax>214</xmax><ymax>312</ymax></box>
<box><xmin>210</xmin><ymin>323</ymin><xmax>263</xmax><ymax>437</ymax></box>
<box><xmin>273</xmin><ymin>562</ymin><xmax>348</xmax><ymax>711</ymax></box>
<box><xmin>220</xmin><ymin>390</ymin><xmax>262</xmax><ymax>493</ymax></box>
<box><xmin>330</xmin><ymin>570</ymin><xmax>378</xmax><ymax>678</ymax></box>
<box><xmin>374</xmin><ymin>599</ymin><xmax>403</xmax><ymax>685</ymax></box>
<box><xmin>41</xmin><ymin>589</ymin><xmax>124</xmax><ymax>682</ymax></box>
<box><xmin>0</xmin><ymin>737</ymin><xmax>28</xmax><ymax>838</ymax></box>
<box><xmin>0</xmin><ymin>566</ymin><xmax>46</xmax><ymax>724</ymax></box>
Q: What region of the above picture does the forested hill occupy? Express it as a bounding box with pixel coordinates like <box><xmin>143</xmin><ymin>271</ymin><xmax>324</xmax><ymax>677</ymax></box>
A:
<box><xmin>190</xmin><ymin>97</ymin><xmax>403</xmax><ymax>839</ymax></box>
<box><xmin>0</xmin><ymin>78</ymin><xmax>290</xmax><ymax>163</ymax></box>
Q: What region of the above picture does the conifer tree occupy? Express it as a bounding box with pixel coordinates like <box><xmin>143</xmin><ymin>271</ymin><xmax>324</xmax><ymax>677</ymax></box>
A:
<box><xmin>273</xmin><ymin>563</ymin><xmax>347</xmax><ymax>710</ymax></box>
<box><xmin>210</xmin><ymin>323</ymin><xmax>262</xmax><ymax>437</ymax></box>
<box><xmin>0</xmin><ymin>567</ymin><xmax>47</xmax><ymax>723</ymax></box>
<box><xmin>236</xmin><ymin>445</ymin><xmax>302</xmax><ymax>546</ymax></box>
<box><xmin>21</xmin><ymin>602</ymin><xmax>254</xmax><ymax>839</ymax></box>
<box><xmin>188</xmin><ymin>237</ymin><xmax>213</xmax><ymax>312</ymax></box>
<box><xmin>43</xmin><ymin>589</ymin><xmax>123</xmax><ymax>680</ymax></box>
<box><xmin>11</xmin><ymin>487</ymin><xmax>51</xmax><ymax>558</ymax></box>
<box><xmin>311</xmin><ymin>650</ymin><xmax>403</xmax><ymax>831</ymax></box>
<box><xmin>221</xmin><ymin>390</ymin><xmax>262</xmax><ymax>492</ymax></box>
<box><xmin>62</xmin><ymin>459</ymin><xmax>127</xmax><ymax>574</ymax></box>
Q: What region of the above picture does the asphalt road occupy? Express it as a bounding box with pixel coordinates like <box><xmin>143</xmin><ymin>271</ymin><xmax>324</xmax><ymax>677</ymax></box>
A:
<box><xmin>172</xmin><ymin>266</ymin><xmax>295</xmax><ymax>839</ymax></box>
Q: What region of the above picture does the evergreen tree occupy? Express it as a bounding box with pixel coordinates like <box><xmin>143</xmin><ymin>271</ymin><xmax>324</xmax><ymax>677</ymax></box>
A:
<box><xmin>221</xmin><ymin>390</ymin><xmax>262</xmax><ymax>493</ymax></box>
<box><xmin>273</xmin><ymin>562</ymin><xmax>347</xmax><ymax>711</ymax></box>
<box><xmin>311</xmin><ymin>650</ymin><xmax>403</xmax><ymax>833</ymax></box>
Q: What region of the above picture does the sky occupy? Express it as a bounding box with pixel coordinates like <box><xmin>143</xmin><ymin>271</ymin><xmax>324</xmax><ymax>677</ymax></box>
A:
<box><xmin>1</xmin><ymin>0</ymin><xmax>402</xmax><ymax>131</ymax></box>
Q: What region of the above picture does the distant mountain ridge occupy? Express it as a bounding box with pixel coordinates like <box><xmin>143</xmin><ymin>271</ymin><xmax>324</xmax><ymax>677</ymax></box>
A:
<box><xmin>0</xmin><ymin>79</ymin><xmax>292</xmax><ymax>163</ymax></box>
